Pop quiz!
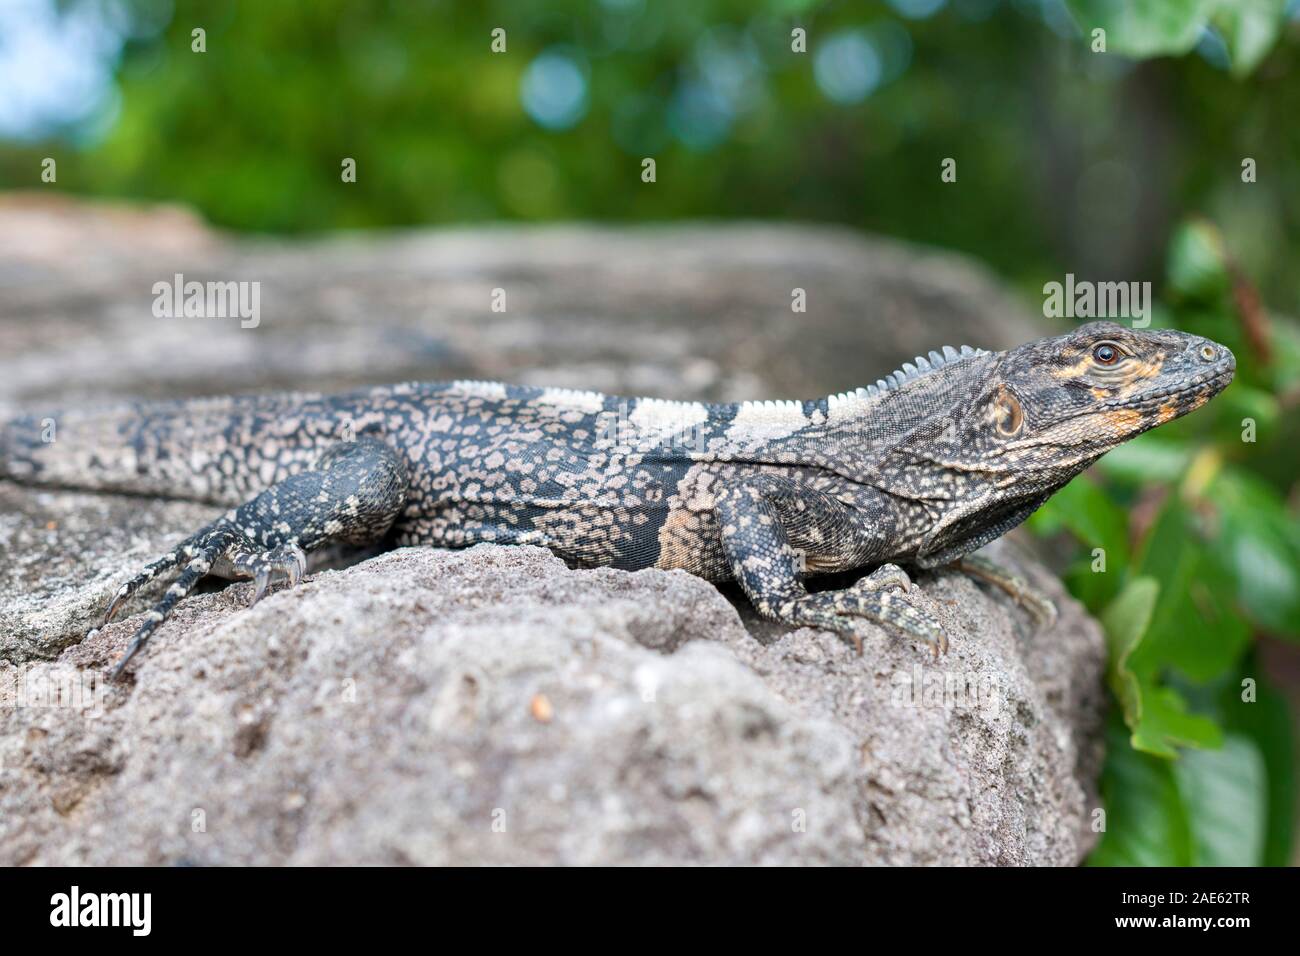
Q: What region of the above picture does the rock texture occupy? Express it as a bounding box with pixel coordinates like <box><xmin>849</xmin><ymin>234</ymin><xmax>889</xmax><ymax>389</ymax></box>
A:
<box><xmin>2</xmin><ymin>543</ymin><xmax>1103</xmax><ymax>866</ymax></box>
<box><xmin>0</xmin><ymin>193</ymin><xmax>1044</xmax><ymax>408</ymax></box>
<box><xmin>0</xmin><ymin>197</ymin><xmax>1104</xmax><ymax>865</ymax></box>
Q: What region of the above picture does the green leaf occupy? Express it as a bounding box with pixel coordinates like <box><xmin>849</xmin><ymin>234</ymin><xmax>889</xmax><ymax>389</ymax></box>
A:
<box><xmin>1066</xmin><ymin>0</ymin><xmax>1217</xmax><ymax>58</ymax></box>
<box><xmin>1209</xmin><ymin>469</ymin><xmax>1300</xmax><ymax>639</ymax></box>
<box><xmin>1102</xmin><ymin>576</ymin><xmax>1224</xmax><ymax>757</ymax></box>
<box><xmin>1213</xmin><ymin>0</ymin><xmax>1287</xmax><ymax>76</ymax></box>
<box><xmin>1102</xmin><ymin>576</ymin><xmax>1159</xmax><ymax>710</ymax></box>
<box><xmin>1090</xmin><ymin>715</ymin><xmax>1194</xmax><ymax>865</ymax></box>
<box><xmin>1026</xmin><ymin>474</ymin><xmax>1129</xmax><ymax>608</ymax></box>
<box><xmin>1220</xmin><ymin>667</ymin><xmax>1297</xmax><ymax>865</ymax></box>
<box><xmin>1044</xmin><ymin>475</ymin><xmax>1130</xmax><ymax>563</ymax></box>
<box><xmin>1129</xmin><ymin>686</ymin><xmax>1225</xmax><ymax>758</ymax></box>
<box><xmin>1133</xmin><ymin>499</ymin><xmax>1251</xmax><ymax>680</ymax></box>
<box><xmin>1097</xmin><ymin>435</ymin><xmax>1193</xmax><ymax>485</ymax></box>
<box><xmin>1175</xmin><ymin>733</ymin><xmax>1268</xmax><ymax>864</ymax></box>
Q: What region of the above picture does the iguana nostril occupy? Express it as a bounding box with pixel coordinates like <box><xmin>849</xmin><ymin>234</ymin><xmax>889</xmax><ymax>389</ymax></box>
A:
<box><xmin>1200</xmin><ymin>345</ymin><xmax>1217</xmax><ymax>362</ymax></box>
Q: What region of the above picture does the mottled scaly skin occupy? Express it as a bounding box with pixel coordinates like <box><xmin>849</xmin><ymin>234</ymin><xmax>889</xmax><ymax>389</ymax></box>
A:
<box><xmin>0</xmin><ymin>321</ymin><xmax>1235</xmax><ymax>678</ymax></box>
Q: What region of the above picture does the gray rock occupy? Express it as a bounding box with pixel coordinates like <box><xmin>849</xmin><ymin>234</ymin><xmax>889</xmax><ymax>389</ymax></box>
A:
<box><xmin>0</xmin><ymin>543</ymin><xmax>1104</xmax><ymax>866</ymax></box>
<box><xmin>0</xmin><ymin>196</ymin><xmax>1044</xmax><ymax>407</ymax></box>
<box><xmin>0</xmin><ymin>483</ymin><xmax>221</xmax><ymax>662</ymax></box>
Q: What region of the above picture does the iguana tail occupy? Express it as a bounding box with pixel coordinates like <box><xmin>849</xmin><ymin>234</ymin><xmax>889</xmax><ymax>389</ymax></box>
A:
<box><xmin>0</xmin><ymin>391</ymin><xmax>354</xmax><ymax>505</ymax></box>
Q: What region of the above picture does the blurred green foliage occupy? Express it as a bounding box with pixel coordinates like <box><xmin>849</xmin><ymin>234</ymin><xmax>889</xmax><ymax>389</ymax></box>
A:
<box><xmin>1</xmin><ymin>0</ymin><xmax>1297</xmax><ymax>865</ymax></box>
<box><xmin>2</xmin><ymin>0</ymin><xmax>1300</xmax><ymax>308</ymax></box>
<box><xmin>1032</xmin><ymin>215</ymin><xmax>1300</xmax><ymax>866</ymax></box>
<box><xmin>1067</xmin><ymin>0</ymin><xmax>1289</xmax><ymax>75</ymax></box>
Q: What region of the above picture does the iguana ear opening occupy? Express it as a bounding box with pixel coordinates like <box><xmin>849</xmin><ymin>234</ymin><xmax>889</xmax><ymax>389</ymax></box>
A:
<box><xmin>993</xmin><ymin>385</ymin><xmax>1024</xmax><ymax>437</ymax></box>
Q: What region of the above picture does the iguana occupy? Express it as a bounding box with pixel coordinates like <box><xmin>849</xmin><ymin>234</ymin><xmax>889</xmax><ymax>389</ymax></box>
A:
<box><xmin>0</xmin><ymin>321</ymin><xmax>1234</xmax><ymax>679</ymax></box>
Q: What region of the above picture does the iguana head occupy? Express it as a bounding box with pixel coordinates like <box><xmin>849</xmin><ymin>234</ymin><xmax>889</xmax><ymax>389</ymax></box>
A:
<box><xmin>975</xmin><ymin>321</ymin><xmax>1235</xmax><ymax>472</ymax></box>
<box><xmin>864</xmin><ymin>321</ymin><xmax>1234</xmax><ymax>564</ymax></box>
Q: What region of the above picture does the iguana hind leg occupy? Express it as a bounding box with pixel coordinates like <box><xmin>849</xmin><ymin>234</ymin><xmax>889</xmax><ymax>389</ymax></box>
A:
<box><xmin>714</xmin><ymin>475</ymin><xmax>947</xmax><ymax>656</ymax></box>
<box><xmin>102</xmin><ymin>437</ymin><xmax>409</xmax><ymax>680</ymax></box>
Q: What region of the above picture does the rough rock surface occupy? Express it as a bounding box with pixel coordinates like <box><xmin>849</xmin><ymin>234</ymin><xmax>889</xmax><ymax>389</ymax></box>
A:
<box><xmin>0</xmin><ymin>197</ymin><xmax>1104</xmax><ymax>865</ymax></box>
<box><xmin>2</xmin><ymin>544</ymin><xmax>1104</xmax><ymax>866</ymax></box>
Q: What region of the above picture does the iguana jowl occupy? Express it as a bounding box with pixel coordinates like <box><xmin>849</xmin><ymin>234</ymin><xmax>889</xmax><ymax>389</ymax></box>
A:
<box><xmin>0</xmin><ymin>321</ymin><xmax>1235</xmax><ymax>678</ymax></box>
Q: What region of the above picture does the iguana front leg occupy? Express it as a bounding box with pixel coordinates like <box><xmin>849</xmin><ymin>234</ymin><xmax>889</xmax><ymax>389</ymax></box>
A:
<box><xmin>714</xmin><ymin>475</ymin><xmax>948</xmax><ymax>656</ymax></box>
<box><xmin>100</xmin><ymin>437</ymin><xmax>409</xmax><ymax>680</ymax></box>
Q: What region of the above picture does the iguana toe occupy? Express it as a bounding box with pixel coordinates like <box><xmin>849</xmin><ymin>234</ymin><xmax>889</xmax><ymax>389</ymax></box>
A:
<box><xmin>957</xmin><ymin>553</ymin><xmax>1057</xmax><ymax>634</ymax></box>
<box><xmin>781</xmin><ymin>586</ymin><xmax>948</xmax><ymax>658</ymax></box>
<box><xmin>236</xmin><ymin>543</ymin><xmax>308</xmax><ymax>607</ymax></box>
<box><xmin>851</xmin><ymin>562</ymin><xmax>913</xmax><ymax>594</ymax></box>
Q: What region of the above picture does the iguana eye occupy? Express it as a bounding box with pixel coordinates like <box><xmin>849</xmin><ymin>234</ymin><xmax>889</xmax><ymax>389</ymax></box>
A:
<box><xmin>1093</xmin><ymin>343</ymin><xmax>1120</xmax><ymax>365</ymax></box>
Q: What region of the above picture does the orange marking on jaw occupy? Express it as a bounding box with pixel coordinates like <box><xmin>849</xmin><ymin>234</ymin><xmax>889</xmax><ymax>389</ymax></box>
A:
<box><xmin>1105</xmin><ymin>409</ymin><xmax>1143</xmax><ymax>433</ymax></box>
<box><xmin>1157</xmin><ymin>404</ymin><xmax>1177</xmax><ymax>424</ymax></box>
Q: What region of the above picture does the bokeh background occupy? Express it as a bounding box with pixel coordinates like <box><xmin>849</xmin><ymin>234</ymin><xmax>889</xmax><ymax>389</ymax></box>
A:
<box><xmin>1</xmin><ymin>0</ymin><xmax>1298</xmax><ymax>866</ymax></box>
